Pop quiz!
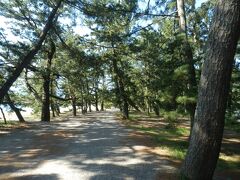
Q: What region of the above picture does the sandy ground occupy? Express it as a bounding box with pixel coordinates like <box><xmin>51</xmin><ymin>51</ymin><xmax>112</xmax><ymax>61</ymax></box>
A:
<box><xmin>0</xmin><ymin>111</ymin><xmax>177</xmax><ymax>180</ymax></box>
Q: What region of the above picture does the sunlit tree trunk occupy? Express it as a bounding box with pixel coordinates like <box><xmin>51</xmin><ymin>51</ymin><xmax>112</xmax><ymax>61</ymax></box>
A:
<box><xmin>177</xmin><ymin>0</ymin><xmax>197</xmax><ymax>130</ymax></box>
<box><xmin>181</xmin><ymin>0</ymin><xmax>240</xmax><ymax>179</ymax></box>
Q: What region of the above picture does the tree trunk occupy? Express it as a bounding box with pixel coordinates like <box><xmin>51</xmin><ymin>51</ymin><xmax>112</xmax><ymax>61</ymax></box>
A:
<box><xmin>177</xmin><ymin>0</ymin><xmax>187</xmax><ymax>35</ymax></box>
<box><xmin>41</xmin><ymin>76</ymin><xmax>50</xmax><ymax>122</ymax></box>
<box><xmin>0</xmin><ymin>107</ymin><xmax>7</xmax><ymax>124</ymax></box>
<box><xmin>50</xmin><ymin>81</ymin><xmax>56</xmax><ymax>117</ymax></box>
<box><xmin>153</xmin><ymin>102</ymin><xmax>160</xmax><ymax>117</ymax></box>
<box><xmin>122</xmin><ymin>101</ymin><xmax>129</xmax><ymax>120</ymax></box>
<box><xmin>0</xmin><ymin>0</ymin><xmax>62</xmax><ymax>102</ymax></box>
<box><xmin>95</xmin><ymin>87</ymin><xmax>99</xmax><ymax>111</ymax></box>
<box><xmin>6</xmin><ymin>94</ymin><xmax>25</xmax><ymax>122</ymax></box>
<box><xmin>177</xmin><ymin>0</ymin><xmax>197</xmax><ymax>132</ymax></box>
<box><xmin>72</xmin><ymin>97</ymin><xmax>77</xmax><ymax>116</ymax></box>
<box><xmin>55</xmin><ymin>103</ymin><xmax>60</xmax><ymax>115</ymax></box>
<box><xmin>88</xmin><ymin>101</ymin><xmax>92</xmax><ymax>112</ymax></box>
<box><xmin>101</xmin><ymin>100</ymin><xmax>104</xmax><ymax>111</ymax></box>
<box><xmin>181</xmin><ymin>1</ymin><xmax>240</xmax><ymax>179</ymax></box>
<box><xmin>112</xmin><ymin>56</ymin><xmax>129</xmax><ymax>119</ymax></box>
<box><xmin>51</xmin><ymin>103</ymin><xmax>56</xmax><ymax>117</ymax></box>
<box><xmin>41</xmin><ymin>41</ymin><xmax>55</xmax><ymax>122</ymax></box>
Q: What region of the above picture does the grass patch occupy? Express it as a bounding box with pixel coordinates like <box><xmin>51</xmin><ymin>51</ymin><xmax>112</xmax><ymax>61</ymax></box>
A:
<box><xmin>225</xmin><ymin>122</ymin><xmax>240</xmax><ymax>133</ymax></box>
<box><xmin>0</xmin><ymin>121</ymin><xmax>19</xmax><ymax>128</ymax></box>
<box><xmin>154</xmin><ymin>135</ymin><xmax>188</xmax><ymax>160</ymax></box>
<box><xmin>126</xmin><ymin>112</ymin><xmax>239</xmax><ymax>171</ymax></box>
<box><xmin>217</xmin><ymin>158</ymin><xmax>240</xmax><ymax>170</ymax></box>
<box><xmin>134</xmin><ymin>126</ymin><xmax>189</xmax><ymax>137</ymax></box>
<box><xmin>131</xmin><ymin>125</ymin><xmax>189</xmax><ymax>160</ymax></box>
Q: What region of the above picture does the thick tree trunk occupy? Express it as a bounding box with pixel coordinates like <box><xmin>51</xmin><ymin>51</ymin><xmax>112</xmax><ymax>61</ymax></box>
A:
<box><xmin>6</xmin><ymin>94</ymin><xmax>25</xmax><ymax>122</ymax></box>
<box><xmin>41</xmin><ymin>76</ymin><xmax>50</xmax><ymax>122</ymax></box>
<box><xmin>0</xmin><ymin>0</ymin><xmax>62</xmax><ymax>102</ymax></box>
<box><xmin>112</xmin><ymin>57</ymin><xmax>129</xmax><ymax>119</ymax></box>
<box><xmin>41</xmin><ymin>41</ymin><xmax>55</xmax><ymax>122</ymax></box>
<box><xmin>181</xmin><ymin>1</ymin><xmax>240</xmax><ymax>179</ymax></box>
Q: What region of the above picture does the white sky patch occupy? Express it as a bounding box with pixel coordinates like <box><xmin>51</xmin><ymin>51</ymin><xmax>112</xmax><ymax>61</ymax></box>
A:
<box><xmin>0</xmin><ymin>16</ymin><xmax>22</xmax><ymax>43</ymax></box>
<box><xmin>196</xmin><ymin>0</ymin><xmax>209</xmax><ymax>8</ymax></box>
<box><xmin>74</xmin><ymin>25</ymin><xmax>91</xmax><ymax>36</ymax></box>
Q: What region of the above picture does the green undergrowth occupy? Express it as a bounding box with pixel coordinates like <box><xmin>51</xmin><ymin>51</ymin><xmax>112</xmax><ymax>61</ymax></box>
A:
<box><xmin>126</xmin><ymin>111</ymin><xmax>240</xmax><ymax>171</ymax></box>
<box><xmin>0</xmin><ymin>121</ymin><xmax>19</xmax><ymax>128</ymax></box>
<box><xmin>225</xmin><ymin>122</ymin><xmax>240</xmax><ymax>133</ymax></box>
<box><xmin>133</xmin><ymin>125</ymin><xmax>189</xmax><ymax>160</ymax></box>
<box><xmin>217</xmin><ymin>158</ymin><xmax>240</xmax><ymax>170</ymax></box>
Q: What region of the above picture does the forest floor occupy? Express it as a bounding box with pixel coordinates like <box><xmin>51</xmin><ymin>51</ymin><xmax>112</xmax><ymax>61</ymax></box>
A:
<box><xmin>0</xmin><ymin>111</ymin><xmax>177</xmax><ymax>180</ymax></box>
<box><xmin>120</xmin><ymin>112</ymin><xmax>240</xmax><ymax>180</ymax></box>
<box><xmin>0</xmin><ymin>111</ymin><xmax>239</xmax><ymax>180</ymax></box>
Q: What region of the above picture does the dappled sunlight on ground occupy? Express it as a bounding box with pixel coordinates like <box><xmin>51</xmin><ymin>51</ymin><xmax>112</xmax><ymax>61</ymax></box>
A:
<box><xmin>0</xmin><ymin>111</ymin><xmax>177</xmax><ymax>179</ymax></box>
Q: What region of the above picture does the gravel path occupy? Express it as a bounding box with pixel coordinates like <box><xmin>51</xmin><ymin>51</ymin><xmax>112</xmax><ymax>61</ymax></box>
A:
<box><xmin>0</xmin><ymin>111</ymin><xmax>176</xmax><ymax>180</ymax></box>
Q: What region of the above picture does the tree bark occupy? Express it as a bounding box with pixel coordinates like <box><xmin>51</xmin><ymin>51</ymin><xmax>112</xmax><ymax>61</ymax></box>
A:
<box><xmin>41</xmin><ymin>76</ymin><xmax>50</xmax><ymax>122</ymax></box>
<box><xmin>101</xmin><ymin>100</ymin><xmax>104</xmax><ymax>111</ymax></box>
<box><xmin>177</xmin><ymin>0</ymin><xmax>187</xmax><ymax>35</ymax></box>
<box><xmin>181</xmin><ymin>0</ymin><xmax>240</xmax><ymax>179</ymax></box>
<box><xmin>0</xmin><ymin>107</ymin><xmax>7</xmax><ymax>124</ymax></box>
<box><xmin>177</xmin><ymin>0</ymin><xmax>197</xmax><ymax>131</ymax></box>
<box><xmin>6</xmin><ymin>94</ymin><xmax>25</xmax><ymax>122</ymax></box>
<box><xmin>111</xmin><ymin>56</ymin><xmax>129</xmax><ymax>119</ymax></box>
<box><xmin>95</xmin><ymin>83</ymin><xmax>99</xmax><ymax>111</ymax></box>
<box><xmin>0</xmin><ymin>0</ymin><xmax>62</xmax><ymax>102</ymax></box>
<box><xmin>72</xmin><ymin>97</ymin><xmax>77</xmax><ymax>116</ymax></box>
<box><xmin>41</xmin><ymin>41</ymin><xmax>55</xmax><ymax>122</ymax></box>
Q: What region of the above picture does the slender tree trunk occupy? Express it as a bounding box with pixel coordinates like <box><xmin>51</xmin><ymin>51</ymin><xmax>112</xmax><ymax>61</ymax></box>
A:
<box><xmin>101</xmin><ymin>100</ymin><xmax>104</xmax><ymax>111</ymax></box>
<box><xmin>95</xmin><ymin>86</ymin><xmax>99</xmax><ymax>111</ymax></box>
<box><xmin>177</xmin><ymin>0</ymin><xmax>197</xmax><ymax>131</ymax></box>
<box><xmin>72</xmin><ymin>97</ymin><xmax>77</xmax><ymax>116</ymax></box>
<box><xmin>6</xmin><ymin>94</ymin><xmax>25</xmax><ymax>122</ymax></box>
<box><xmin>25</xmin><ymin>70</ymin><xmax>42</xmax><ymax>103</ymax></box>
<box><xmin>0</xmin><ymin>107</ymin><xmax>7</xmax><ymax>124</ymax></box>
<box><xmin>51</xmin><ymin>103</ymin><xmax>56</xmax><ymax>117</ymax></box>
<box><xmin>56</xmin><ymin>103</ymin><xmax>60</xmax><ymax>115</ymax></box>
<box><xmin>181</xmin><ymin>1</ymin><xmax>240</xmax><ymax>179</ymax></box>
<box><xmin>0</xmin><ymin>0</ymin><xmax>62</xmax><ymax>102</ymax></box>
<box><xmin>50</xmin><ymin>81</ymin><xmax>56</xmax><ymax>117</ymax></box>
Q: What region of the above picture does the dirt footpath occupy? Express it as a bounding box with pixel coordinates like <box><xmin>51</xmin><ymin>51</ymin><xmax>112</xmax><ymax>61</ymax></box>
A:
<box><xmin>0</xmin><ymin>111</ymin><xmax>177</xmax><ymax>180</ymax></box>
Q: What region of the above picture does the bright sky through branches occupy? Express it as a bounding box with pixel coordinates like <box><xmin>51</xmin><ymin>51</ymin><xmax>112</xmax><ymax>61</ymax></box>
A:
<box><xmin>0</xmin><ymin>0</ymin><xmax>209</xmax><ymax>42</ymax></box>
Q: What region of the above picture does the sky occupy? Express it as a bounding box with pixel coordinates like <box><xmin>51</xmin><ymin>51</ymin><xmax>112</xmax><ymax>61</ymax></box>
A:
<box><xmin>0</xmin><ymin>0</ymin><xmax>209</xmax><ymax>42</ymax></box>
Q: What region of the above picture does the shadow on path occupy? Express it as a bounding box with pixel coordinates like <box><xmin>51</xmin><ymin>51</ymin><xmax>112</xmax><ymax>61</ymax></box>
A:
<box><xmin>0</xmin><ymin>111</ymin><xmax>176</xmax><ymax>180</ymax></box>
